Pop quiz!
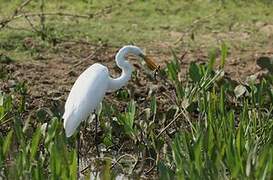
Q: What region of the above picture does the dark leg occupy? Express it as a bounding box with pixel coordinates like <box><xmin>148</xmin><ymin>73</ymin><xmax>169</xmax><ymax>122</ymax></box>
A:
<box><xmin>77</xmin><ymin>131</ymin><xmax>80</xmax><ymax>178</ymax></box>
<box><xmin>95</xmin><ymin>114</ymin><xmax>100</xmax><ymax>157</ymax></box>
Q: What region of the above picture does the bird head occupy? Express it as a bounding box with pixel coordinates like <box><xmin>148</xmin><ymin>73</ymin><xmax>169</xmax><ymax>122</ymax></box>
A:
<box><xmin>117</xmin><ymin>45</ymin><xmax>160</xmax><ymax>72</ymax></box>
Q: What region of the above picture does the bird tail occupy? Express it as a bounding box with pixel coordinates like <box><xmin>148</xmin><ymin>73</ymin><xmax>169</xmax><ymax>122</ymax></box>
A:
<box><xmin>63</xmin><ymin>109</ymin><xmax>80</xmax><ymax>137</ymax></box>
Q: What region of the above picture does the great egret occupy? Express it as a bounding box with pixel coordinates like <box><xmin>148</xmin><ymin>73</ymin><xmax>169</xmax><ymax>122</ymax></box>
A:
<box><xmin>63</xmin><ymin>45</ymin><xmax>159</xmax><ymax>137</ymax></box>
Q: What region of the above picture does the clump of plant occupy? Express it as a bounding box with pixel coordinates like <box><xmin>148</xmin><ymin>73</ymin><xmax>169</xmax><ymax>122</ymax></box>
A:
<box><xmin>0</xmin><ymin>43</ymin><xmax>272</xmax><ymax>179</ymax></box>
<box><xmin>158</xmin><ymin>44</ymin><xmax>273</xmax><ymax>179</ymax></box>
<box><xmin>0</xmin><ymin>82</ymin><xmax>77</xmax><ymax>179</ymax></box>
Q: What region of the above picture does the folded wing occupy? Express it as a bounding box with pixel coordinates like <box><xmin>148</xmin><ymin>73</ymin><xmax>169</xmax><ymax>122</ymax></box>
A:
<box><xmin>63</xmin><ymin>63</ymin><xmax>109</xmax><ymax>137</ymax></box>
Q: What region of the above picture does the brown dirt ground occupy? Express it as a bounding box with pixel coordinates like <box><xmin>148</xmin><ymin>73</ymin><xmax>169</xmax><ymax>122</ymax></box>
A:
<box><xmin>1</xmin><ymin>39</ymin><xmax>273</xmax><ymax>114</ymax></box>
<box><xmin>1</xmin><ymin>39</ymin><xmax>272</xmax><ymax>108</ymax></box>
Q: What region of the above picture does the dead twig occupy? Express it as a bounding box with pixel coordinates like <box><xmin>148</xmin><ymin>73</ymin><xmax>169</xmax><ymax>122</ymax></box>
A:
<box><xmin>156</xmin><ymin>111</ymin><xmax>183</xmax><ymax>138</ymax></box>
<box><xmin>80</xmin><ymin>157</ymin><xmax>114</xmax><ymax>174</ymax></box>
<box><xmin>144</xmin><ymin>164</ymin><xmax>156</xmax><ymax>175</ymax></box>
<box><xmin>0</xmin><ymin>117</ymin><xmax>13</xmax><ymax>127</ymax></box>
<box><xmin>130</xmin><ymin>157</ymin><xmax>139</xmax><ymax>173</ymax></box>
<box><xmin>39</xmin><ymin>0</ymin><xmax>46</xmax><ymax>40</ymax></box>
<box><xmin>18</xmin><ymin>12</ymin><xmax>93</xmax><ymax>19</ymax></box>
<box><xmin>24</xmin><ymin>16</ymin><xmax>40</xmax><ymax>33</ymax></box>
<box><xmin>73</xmin><ymin>44</ymin><xmax>105</xmax><ymax>68</ymax></box>
<box><xmin>111</xmin><ymin>154</ymin><xmax>137</xmax><ymax>169</ymax></box>
<box><xmin>0</xmin><ymin>2</ymin><xmax>117</xmax><ymax>30</ymax></box>
<box><xmin>1</xmin><ymin>12</ymin><xmax>92</xmax><ymax>30</ymax></box>
<box><xmin>80</xmin><ymin>164</ymin><xmax>91</xmax><ymax>174</ymax></box>
<box><xmin>5</xmin><ymin>24</ymin><xmax>32</xmax><ymax>32</ymax></box>
<box><xmin>181</xmin><ymin>105</ymin><xmax>197</xmax><ymax>135</ymax></box>
<box><xmin>0</xmin><ymin>0</ymin><xmax>33</xmax><ymax>29</ymax></box>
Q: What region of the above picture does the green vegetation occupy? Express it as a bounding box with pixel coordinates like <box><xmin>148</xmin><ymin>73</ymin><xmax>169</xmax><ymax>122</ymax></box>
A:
<box><xmin>159</xmin><ymin>47</ymin><xmax>273</xmax><ymax>179</ymax></box>
<box><xmin>1</xmin><ymin>0</ymin><xmax>273</xmax><ymax>60</ymax></box>
<box><xmin>1</xmin><ymin>0</ymin><xmax>273</xmax><ymax>179</ymax></box>
<box><xmin>1</xmin><ymin>45</ymin><xmax>273</xmax><ymax>178</ymax></box>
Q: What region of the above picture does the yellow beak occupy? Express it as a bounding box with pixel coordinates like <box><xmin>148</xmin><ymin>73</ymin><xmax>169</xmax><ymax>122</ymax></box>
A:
<box><xmin>141</xmin><ymin>55</ymin><xmax>160</xmax><ymax>71</ymax></box>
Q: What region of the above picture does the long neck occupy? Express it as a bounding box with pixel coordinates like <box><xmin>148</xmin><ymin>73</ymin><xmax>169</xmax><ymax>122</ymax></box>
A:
<box><xmin>108</xmin><ymin>48</ymin><xmax>133</xmax><ymax>91</ymax></box>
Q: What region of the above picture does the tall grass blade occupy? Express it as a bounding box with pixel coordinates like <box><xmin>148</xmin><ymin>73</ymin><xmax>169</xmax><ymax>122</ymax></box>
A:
<box><xmin>30</xmin><ymin>126</ymin><xmax>42</xmax><ymax>159</ymax></box>
<box><xmin>3</xmin><ymin>130</ymin><xmax>13</xmax><ymax>158</ymax></box>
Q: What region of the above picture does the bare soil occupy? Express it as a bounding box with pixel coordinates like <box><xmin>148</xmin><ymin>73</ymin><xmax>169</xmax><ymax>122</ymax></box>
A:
<box><xmin>1</xmin><ymin>39</ymin><xmax>273</xmax><ymax>111</ymax></box>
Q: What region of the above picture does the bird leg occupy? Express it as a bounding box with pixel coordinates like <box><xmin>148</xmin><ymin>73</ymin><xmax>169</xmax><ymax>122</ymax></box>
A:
<box><xmin>153</xmin><ymin>66</ymin><xmax>160</xmax><ymax>81</ymax></box>
<box><xmin>77</xmin><ymin>131</ymin><xmax>80</xmax><ymax>178</ymax></box>
<box><xmin>95</xmin><ymin>114</ymin><xmax>100</xmax><ymax>157</ymax></box>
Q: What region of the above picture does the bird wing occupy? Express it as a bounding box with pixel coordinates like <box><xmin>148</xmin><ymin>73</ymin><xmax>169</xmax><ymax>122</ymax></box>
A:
<box><xmin>63</xmin><ymin>63</ymin><xmax>109</xmax><ymax>137</ymax></box>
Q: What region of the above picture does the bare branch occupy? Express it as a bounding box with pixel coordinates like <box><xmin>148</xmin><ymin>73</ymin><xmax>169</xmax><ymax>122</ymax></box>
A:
<box><xmin>0</xmin><ymin>0</ymin><xmax>33</xmax><ymax>29</ymax></box>
<box><xmin>24</xmin><ymin>16</ymin><xmax>40</xmax><ymax>33</ymax></box>
<box><xmin>40</xmin><ymin>0</ymin><xmax>46</xmax><ymax>40</ymax></box>
<box><xmin>156</xmin><ymin>111</ymin><xmax>183</xmax><ymax>138</ymax></box>
<box><xmin>0</xmin><ymin>3</ymin><xmax>115</xmax><ymax>30</ymax></box>
<box><xmin>16</xmin><ymin>12</ymin><xmax>93</xmax><ymax>20</ymax></box>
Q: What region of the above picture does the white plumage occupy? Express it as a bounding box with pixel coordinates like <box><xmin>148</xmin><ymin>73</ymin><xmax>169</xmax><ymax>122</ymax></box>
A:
<box><xmin>63</xmin><ymin>63</ymin><xmax>109</xmax><ymax>137</ymax></box>
<box><xmin>63</xmin><ymin>45</ymin><xmax>158</xmax><ymax>137</ymax></box>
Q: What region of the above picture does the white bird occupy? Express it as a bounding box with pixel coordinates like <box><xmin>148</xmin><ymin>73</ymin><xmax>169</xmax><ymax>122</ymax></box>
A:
<box><xmin>63</xmin><ymin>45</ymin><xmax>159</xmax><ymax>137</ymax></box>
